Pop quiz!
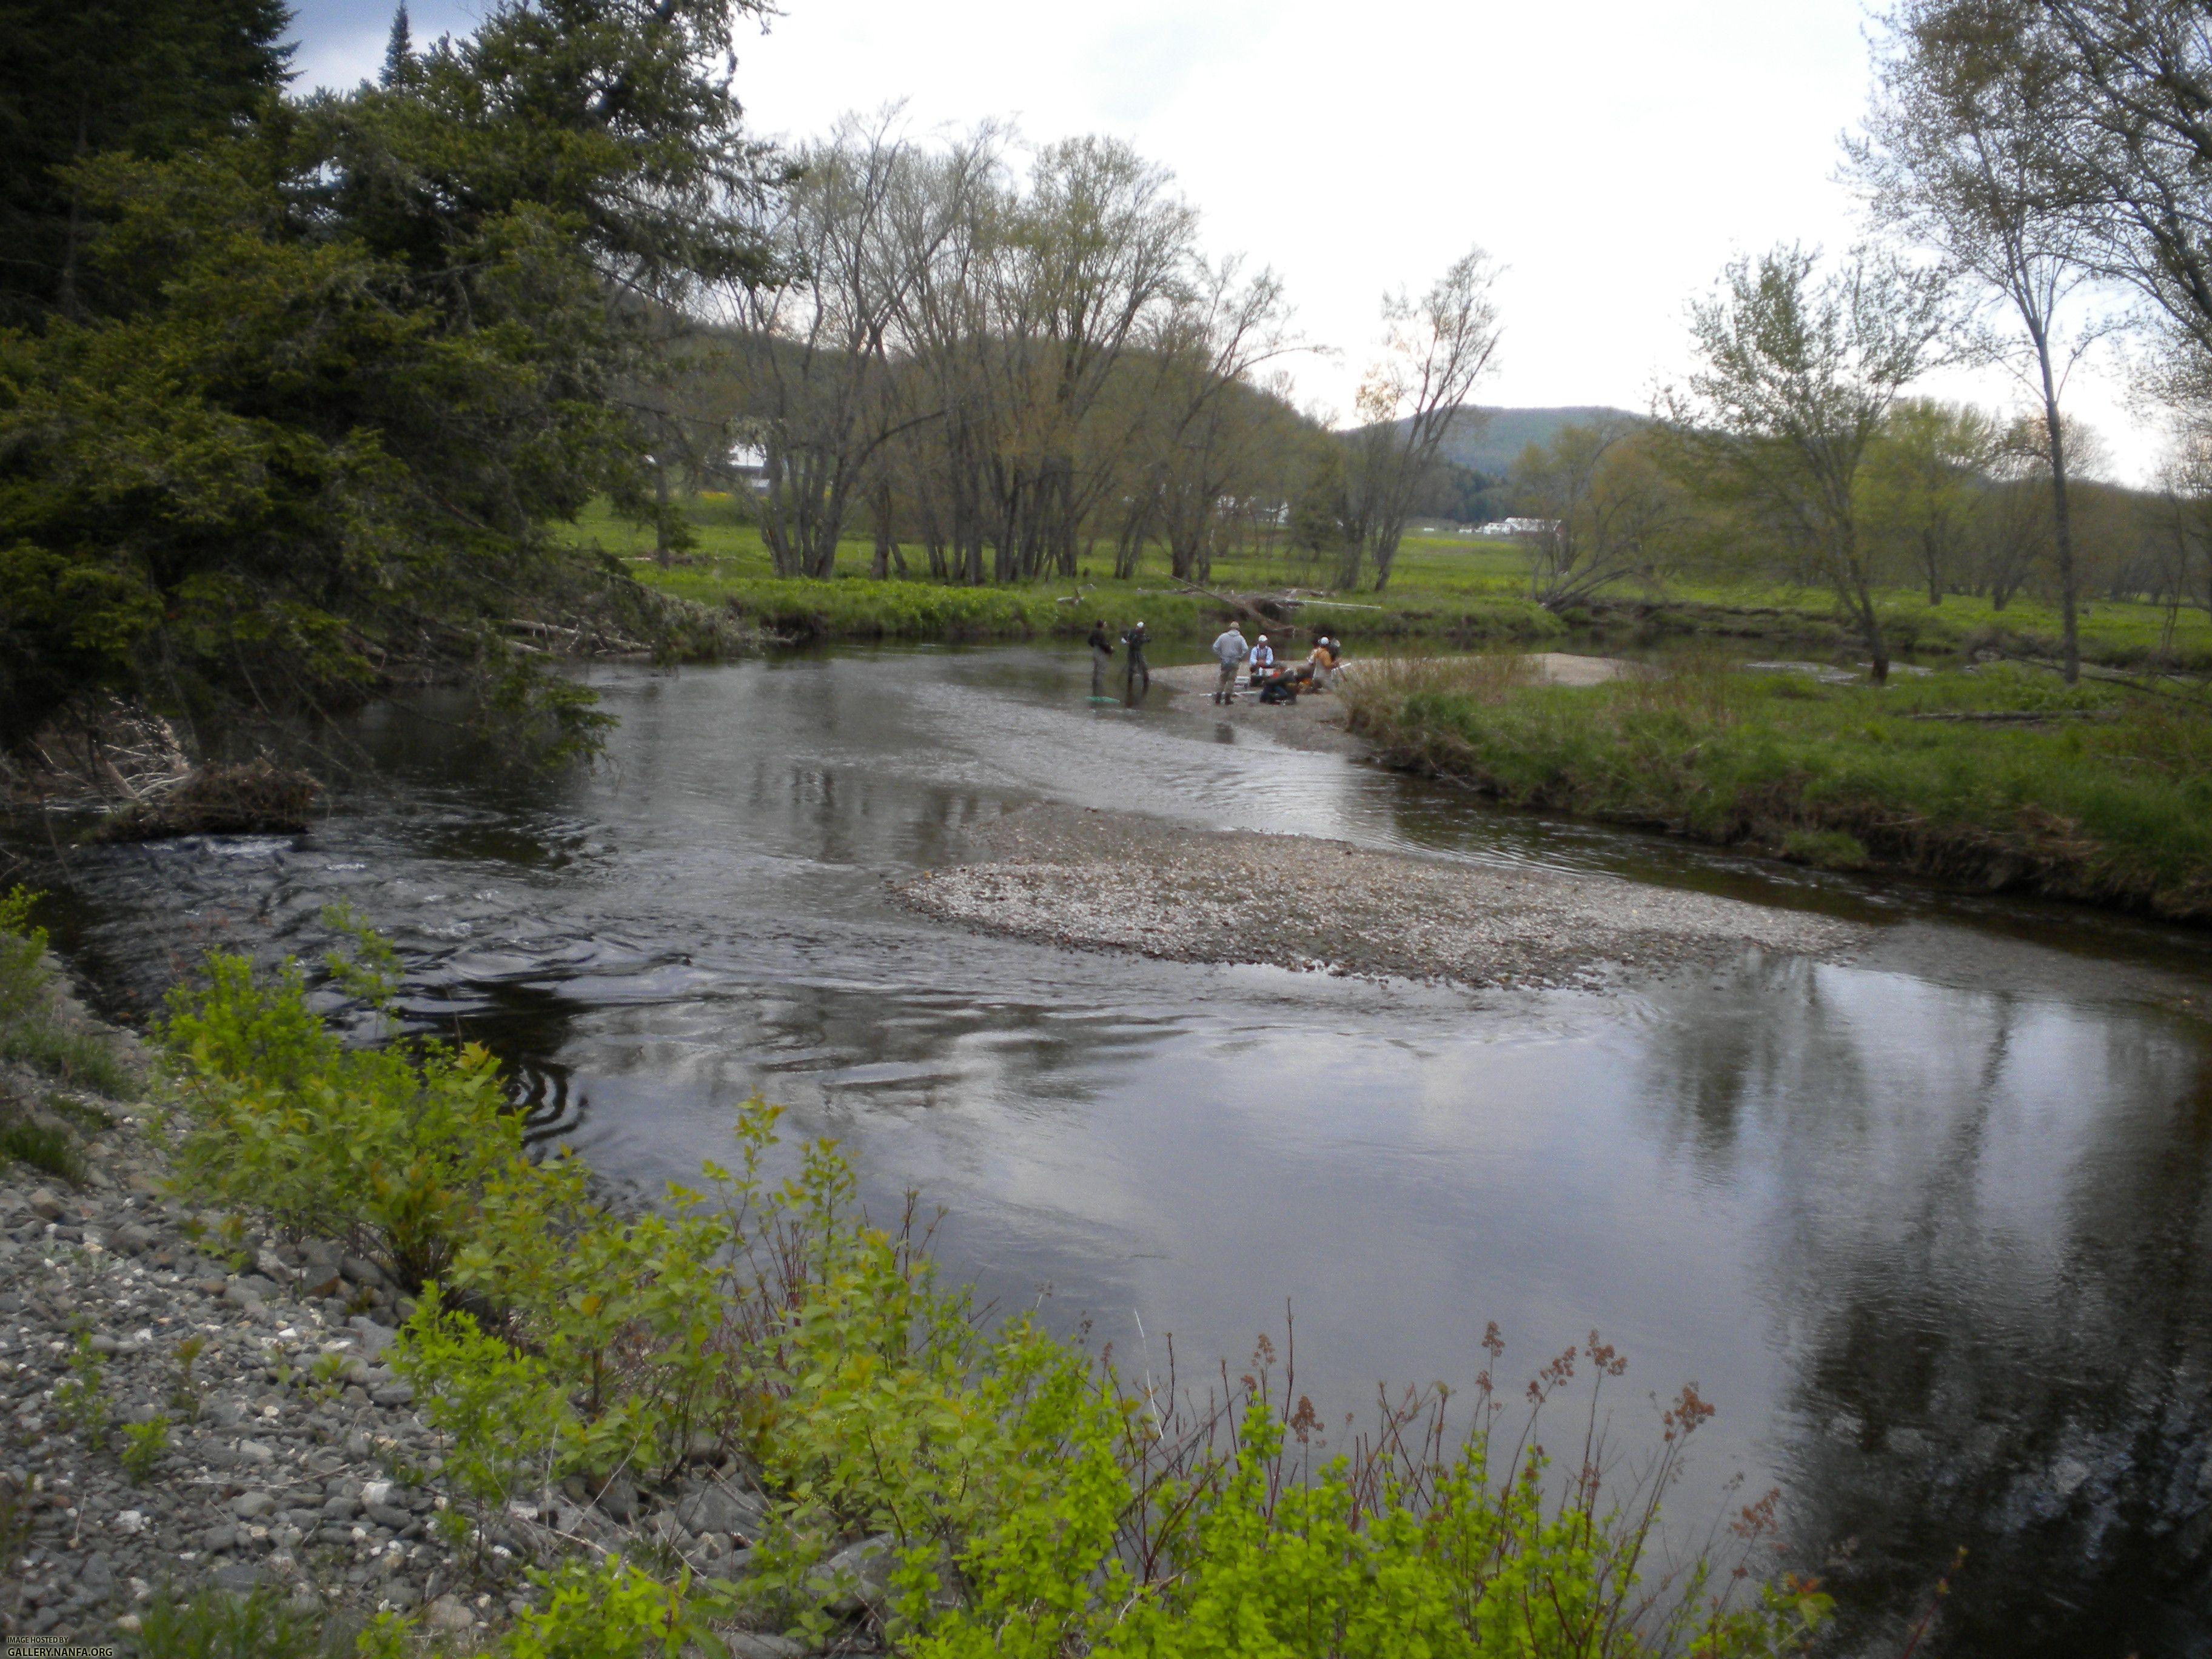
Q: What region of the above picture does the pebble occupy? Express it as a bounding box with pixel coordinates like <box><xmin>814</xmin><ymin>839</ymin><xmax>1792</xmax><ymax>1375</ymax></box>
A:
<box><xmin>0</xmin><ymin>988</ymin><xmax>784</xmax><ymax>1652</ymax></box>
<box><xmin>424</xmin><ymin>1595</ymin><xmax>476</xmax><ymax>1632</ymax></box>
<box><xmin>896</xmin><ymin>802</ymin><xmax>1866</xmax><ymax>991</ymax></box>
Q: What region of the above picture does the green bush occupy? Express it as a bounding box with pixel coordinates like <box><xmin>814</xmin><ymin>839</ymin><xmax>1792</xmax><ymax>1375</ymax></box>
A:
<box><xmin>496</xmin><ymin>1557</ymin><xmax>707</xmax><ymax>1659</ymax></box>
<box><xmin>0</xmin><ymin>886</ymin><xmax>46</xmax><ymax>1025</ymax></box>
<box><xmin>0</xmin><ymin>886</ymin><xmax>135</xmax><ymax>1096</ymax></box>
<box><xmin>163</xmin><ymin>939</ymin><xmax>1834</xmax><ymax>1658</ymax></box>
<box><xmin>161</xmin><ymin>920</ymin><xmax>575</xmax><ymax>1290</ymax></box>
<box><xmin>390</xmin><ymin>1287</ymin><xmax>574</xmax><ymax>1507</ymax></box>
<box><xmin>53</xmin><ymin>1331</ymin><xmax>112</xmax><ymax>1447</ymax></box>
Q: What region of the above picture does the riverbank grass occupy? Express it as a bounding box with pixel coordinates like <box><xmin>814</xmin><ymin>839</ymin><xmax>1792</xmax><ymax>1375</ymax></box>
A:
<box><xmin>0</xmin><ymin>886</ymin><xmax>133</xmax><ymax>1119</ymax></box>
<box><xmin>1347</xmin><ymin>658</ymin><xmax>2212</xmax><ymax>919</ymax></box>
<box><xmin>558</xmin><ymin>495</ymin><xmax>2212</xmax><ymax>668</ymax></box>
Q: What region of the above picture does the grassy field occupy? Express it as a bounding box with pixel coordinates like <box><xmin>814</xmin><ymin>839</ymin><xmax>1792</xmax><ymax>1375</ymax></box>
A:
<box><xmin>560</xmin><ymin>498</ymin><xmax>1563</xmax><ymax>646</ymax></box>
<box><xmin>1344</xmin><ymin>656</ymin><xmax>2212</xmax><ymax>920</ymax></box>
<box><xmin>558</xmin><ymin>495</ymin><xmax>2212</xmax><ymax>669</ymax></box>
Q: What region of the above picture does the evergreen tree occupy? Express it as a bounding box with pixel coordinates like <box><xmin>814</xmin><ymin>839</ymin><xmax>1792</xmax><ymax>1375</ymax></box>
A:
<box><xmin>0</xmin><ymin>0</ymin><xmax>779</xmax><ymax>754</ymax></box>
<box><xmin>380</xmin><ymin>3</ymin><xmax>414</xmax><ymax>87</ymax></box>
<box><xmin>0</xmin><ymin>0</ymin><xmax>293</xmax><ymax>324</ymax></box>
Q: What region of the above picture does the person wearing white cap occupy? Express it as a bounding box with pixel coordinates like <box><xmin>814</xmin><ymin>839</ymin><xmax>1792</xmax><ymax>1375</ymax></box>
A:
<box><xmin>1246</xmin><ymin>633</ymin><xmax>1275</xmax><ymax>691</ymax></box>
<box><xmin>1307</xmin><ymin>635</ymin><xmax>1339</xmax><ymax>690</ymax></box>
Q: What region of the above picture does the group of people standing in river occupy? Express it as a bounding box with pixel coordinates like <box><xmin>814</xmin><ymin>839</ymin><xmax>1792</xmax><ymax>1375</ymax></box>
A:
<box><xmin>1081</xmin><ymin>617</ymin><xmax>1342</xmax><ymax>706</ymax></box>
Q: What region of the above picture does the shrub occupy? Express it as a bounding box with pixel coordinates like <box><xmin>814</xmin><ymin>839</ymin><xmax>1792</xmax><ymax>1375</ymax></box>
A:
<box><xmin>495</xmin><ymin>1557</ymin><xmax>708</xmax><ymax>1659</ymax></box>
<box><xmin>161</xmin><ymin>919</ymin><xmax>572</xmax><ymax>1289</ymax></box>
<box><xmin>391</xmin><ymin>1286</ymin><xmax>574</xmax><ymax>1508</ymax></box>
<box><xmin>0</xmin><ymin>886</ymin><xmax>47</xmax><ymax>1025</ymax></box>
<box><xmin>53</xmin><ymin>1331</ymin><xmax>112</xmax><ymax>1447</ymax></box>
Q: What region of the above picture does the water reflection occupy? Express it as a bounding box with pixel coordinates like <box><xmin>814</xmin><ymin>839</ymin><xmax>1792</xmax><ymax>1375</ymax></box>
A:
<box><xmin>18</xmin><ymin>646</ymin><xmax>2212</xmax><ymax>1654</ymax></box>
<box><xmin>1641</xmin><ymin>962</ymin><xmax>2212</xmax><ymax>1648</ymax></box>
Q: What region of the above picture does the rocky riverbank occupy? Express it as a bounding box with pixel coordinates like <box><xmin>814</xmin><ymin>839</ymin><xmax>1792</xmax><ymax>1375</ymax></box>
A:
<box><xmin>0</xmin><ymin>997</ymin><xmax>850</xmax><ymax>1655</ymax></box>
<box><xmin>894</xmin><ymin>802</ymin><xmax>1867</xmax><ymax>990</ymax></box>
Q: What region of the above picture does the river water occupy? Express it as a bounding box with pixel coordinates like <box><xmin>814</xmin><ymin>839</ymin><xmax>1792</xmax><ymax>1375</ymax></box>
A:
<box><xmin>29</xmin><ymin>646</ymin><xmax>2212</xmax><ymax>1654</ymax></box>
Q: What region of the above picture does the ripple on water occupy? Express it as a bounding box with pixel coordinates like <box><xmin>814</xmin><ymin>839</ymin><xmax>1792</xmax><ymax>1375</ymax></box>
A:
<box><xmin>23</xmin><ymin>646</ymin><xmax>2212</xmax><ymax>1657</ymax></box>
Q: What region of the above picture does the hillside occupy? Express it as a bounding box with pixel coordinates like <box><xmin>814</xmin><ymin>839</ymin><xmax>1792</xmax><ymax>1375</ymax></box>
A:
<box><xmin>1403</xmin><ymin>405</ymin><xmax>1645</xmax><ymax>477</ymax></box>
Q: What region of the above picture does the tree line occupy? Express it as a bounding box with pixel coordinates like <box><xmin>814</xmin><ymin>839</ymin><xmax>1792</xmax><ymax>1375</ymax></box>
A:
<box><xmin>1615</xmin><ymin>0</ymin><xmax>2212</xmax><ymax>683</ymax></box>
<box><xmin>699</xmin><ymin>0</ymin><xmax>2212</xmax><ymax>668</ymax></box>
<box><xmin>14</xmin><ymin>0</ymin><xmax>2212</xmax><ymax>756</ymax></box>
<box><xmin>1507</xmin><ymin>398</ymin><xmax>2204</xmax><ymax>642</ymax></box>
<box><xmin>650</xmin><ymin>116</ymin><xmax>1506</xmax><ymax>595</ymax></box>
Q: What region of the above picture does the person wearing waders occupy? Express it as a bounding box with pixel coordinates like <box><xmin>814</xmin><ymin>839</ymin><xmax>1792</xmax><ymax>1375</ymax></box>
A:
<box><xmin>1210</xmin><ymin>621</ymin><xmax>1248</xmax><ymax>703</ymax></box>
<box><xmin>1087</xmin><ymin>620</ymin><xmax>1116</xmax><ymax>700</ymax></box>
<box><xmin>1121</xmin><ymin>620</ymin><xmax>1150</xmax><ymax>700</ymax></box>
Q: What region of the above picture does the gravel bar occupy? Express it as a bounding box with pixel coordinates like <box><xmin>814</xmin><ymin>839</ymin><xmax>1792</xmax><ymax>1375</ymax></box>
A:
<box><xmin>896</xmin><ymin>803</ymin><xmax>1868</xmax><ymax>990</ymax></box>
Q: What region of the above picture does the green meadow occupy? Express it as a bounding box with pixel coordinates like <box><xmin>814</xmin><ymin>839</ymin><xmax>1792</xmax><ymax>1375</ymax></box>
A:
<box><xmin>560</xmin><ymin>495</ymin><xmax>2212</xmax><ymax>669</ymax></box>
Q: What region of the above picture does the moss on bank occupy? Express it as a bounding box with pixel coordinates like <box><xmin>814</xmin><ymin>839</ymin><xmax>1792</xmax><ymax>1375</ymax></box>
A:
<box><xmin>1346</xmin><ymin>659</ymin><xmax>2212</xmax><ymax>922</ymax></box>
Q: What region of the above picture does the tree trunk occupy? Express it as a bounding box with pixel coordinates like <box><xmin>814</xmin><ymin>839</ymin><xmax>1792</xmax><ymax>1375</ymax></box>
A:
<box><xmin>2038</xmin><ymin>359</ymin><xmax>2081</xmax><ymax>685</ymax></box>
<box><xmin>653</xmin><ymin>461</ymin><xmax>672</xmax><ymax>567</ymax></box>
<box><xmin>1858</xmin><ymin>588</ymin><xmax>1891</xmax><ymax>685</ymax></box>
<box><xmin>58</xmin><ymin>107</ymin><xmax>88</xmax><ymax>319</ymax></box>
<box><xmin>1371</xmin><ymin>521</ymin><xmax>1404</xmax><ymax>593</ymax></box>
<box><xmin>870</xmin><ymin>484</ymin><xmax>894</xmax><ymax>580</ymax></box>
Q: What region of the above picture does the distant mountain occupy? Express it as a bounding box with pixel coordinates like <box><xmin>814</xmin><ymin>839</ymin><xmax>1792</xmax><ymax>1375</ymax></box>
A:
<box><xmin>1397</xmin><ymin>405</ymin><xmax>1646</xmax><ymax>478</ymax></box>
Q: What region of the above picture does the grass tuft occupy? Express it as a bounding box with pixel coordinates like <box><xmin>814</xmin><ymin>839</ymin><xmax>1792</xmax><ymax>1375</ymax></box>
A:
<box><xmin>0</xmin><ymin>1115</ymin><xmax>85</xmax><ymax>1182</ymax></box>
<box><xmin>134</xmin><ymin>1586</ymin><xmax>358</xmax><ymax>1659</ymax></box>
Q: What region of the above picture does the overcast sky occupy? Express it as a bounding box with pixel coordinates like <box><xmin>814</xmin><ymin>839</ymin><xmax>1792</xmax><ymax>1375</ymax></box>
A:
<box><xmin>287</xmin><ymin>0</ymin><xmax>2165</xmax><ymax>481</ymax></box>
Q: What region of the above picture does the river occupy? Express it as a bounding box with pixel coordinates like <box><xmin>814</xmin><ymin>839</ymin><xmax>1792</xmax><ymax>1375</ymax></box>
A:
<box><xmin>27</xmin><ymin>645</ymin><xmax>2212</xmax><ymax>1654</ymax></box>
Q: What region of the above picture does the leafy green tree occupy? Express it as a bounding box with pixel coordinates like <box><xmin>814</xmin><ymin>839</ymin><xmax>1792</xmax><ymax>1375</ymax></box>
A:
<box><xmin>1855</xmin><ymin>0</ymin><xmax>2104</xmax><ymax>678</ymax></box>
<box><xmin>1661</xmin><ymin>245</ymin><xmax>1954</xmax><ymax>682</ymax></box>
<box><xmin>1341</xmin><ymin>249</ymin><xmax>1503</xmax><ymax>592</ymax></box>
<box><xmin>1509</xmin><ymin>419</ymin><xmax>1683</xmax><ymax>609</ymax></box>
<box><xmin>0</xmin><ymin>0</ymin><xmax>776</xmax><ymax>754</ymax></box>
<box><xmin>1860</xmin><ymin>398</ymin><xmax>2000</xmax><ymax>604</ymax></box>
